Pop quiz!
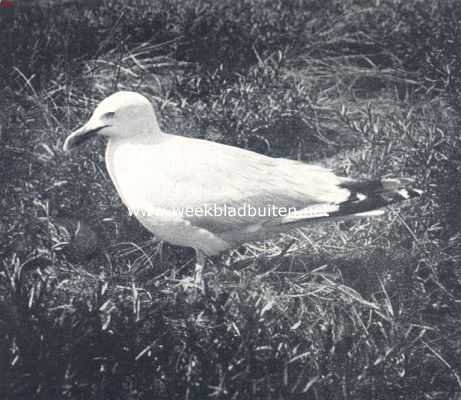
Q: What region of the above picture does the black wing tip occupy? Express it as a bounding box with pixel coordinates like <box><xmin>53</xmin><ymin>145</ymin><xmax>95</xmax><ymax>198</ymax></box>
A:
<box><xmin>335</xmin><ymin>177</ymin><xmax>422</xmax><ymax>217</ymax></box>
<box><xmin>340</xmin><ymin>177</ymin><xmax>422</xmax><ymax>199</ymax></box>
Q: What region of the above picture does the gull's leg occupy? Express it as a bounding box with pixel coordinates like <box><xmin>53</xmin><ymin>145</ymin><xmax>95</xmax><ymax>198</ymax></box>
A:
<box><xmin>176</xmin><ymin>249</ymin><xmax>207</xmax><ymax>295</ymax></box>
<box><xmin>193</xmin><ymin>249</ymin><xmax>206</xmax><ymax>292</ymax></box>
<box><xmin>156</xmin><ymin>240</ymin><xmax>164</xmax><ymax>263</ymax></box>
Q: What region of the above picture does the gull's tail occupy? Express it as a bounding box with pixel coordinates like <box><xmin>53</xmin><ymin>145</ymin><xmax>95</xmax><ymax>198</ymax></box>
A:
<box><xmin>273</xmin><ymin>177</ymin><xmax>422</xmax><ymax>227</ymax></box>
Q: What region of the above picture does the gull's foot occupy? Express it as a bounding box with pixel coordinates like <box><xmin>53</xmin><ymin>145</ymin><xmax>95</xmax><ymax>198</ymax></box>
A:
<box><xmin>176</xmin><ymin>276</ymin><xmax>205</xmax><ymax>293</ymax></box>
<box><xmin>176</xmin><ymin>263</ymin><xmax>206</xmax><ymax>302</ymax></box>
<box><xmin>229</xmin><ymin>255</ymin><xmax>264</xmax><ymax>271</ymax></box>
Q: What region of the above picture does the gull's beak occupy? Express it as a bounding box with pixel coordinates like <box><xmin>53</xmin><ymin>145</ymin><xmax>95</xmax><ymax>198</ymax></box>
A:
<box><xmin>63</xmin><ymin>123</ymin><xmax>106</xmax><ymax>152</ymax></box>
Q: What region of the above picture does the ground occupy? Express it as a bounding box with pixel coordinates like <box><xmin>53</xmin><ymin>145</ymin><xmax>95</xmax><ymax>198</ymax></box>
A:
<box><xmin>1</xmin><ymin>0</ymin><xmax>461</xmax><ymax>399</ymax></box>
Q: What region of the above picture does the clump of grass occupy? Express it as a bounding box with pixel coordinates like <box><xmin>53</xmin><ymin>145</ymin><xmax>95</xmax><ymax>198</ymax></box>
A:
<box><xmin>4</xmin><ymin>250</ymin><xmax>458</xmax><ymax>399</ymax></box>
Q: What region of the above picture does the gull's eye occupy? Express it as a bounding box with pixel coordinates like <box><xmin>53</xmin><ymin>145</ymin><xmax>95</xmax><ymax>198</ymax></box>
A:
<box><xmin>102</xmin><ymin>111</ymin><xmax>115</xmax><ymax>119</ymax></box>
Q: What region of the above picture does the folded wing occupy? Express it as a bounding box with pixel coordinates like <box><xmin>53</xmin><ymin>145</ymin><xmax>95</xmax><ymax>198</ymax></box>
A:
<box><xmin>144</xmin><ymin>135</ymin><xmax>419</xmax><ymax>242</ymax></box>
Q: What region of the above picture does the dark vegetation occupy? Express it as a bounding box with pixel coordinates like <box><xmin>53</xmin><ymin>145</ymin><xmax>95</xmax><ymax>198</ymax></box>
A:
<box><xmin>1</xmin><ymin>0</ymin><xmax>461</xmax><ymax>398</ymax></box>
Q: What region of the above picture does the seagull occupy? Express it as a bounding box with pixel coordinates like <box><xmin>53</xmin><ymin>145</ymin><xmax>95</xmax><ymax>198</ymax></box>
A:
<box><xmin>63</xmin><ymin>91</ymin><xmax>421</xmax><ymax>289</ymax></box>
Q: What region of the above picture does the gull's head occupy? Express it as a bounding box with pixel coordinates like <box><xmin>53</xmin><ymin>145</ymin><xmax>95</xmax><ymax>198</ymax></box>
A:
<box><xmin>63</xmin><ymin>91</ymin><xmax>159</xmax><ymax>151</ymax></box>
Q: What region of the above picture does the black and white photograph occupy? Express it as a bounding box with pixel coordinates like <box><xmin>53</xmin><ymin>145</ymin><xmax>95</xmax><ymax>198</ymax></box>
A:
<box><xmin>1</xmin><ymin>0</ymin><xmax>460</xmax><ymax>399</ymax></box>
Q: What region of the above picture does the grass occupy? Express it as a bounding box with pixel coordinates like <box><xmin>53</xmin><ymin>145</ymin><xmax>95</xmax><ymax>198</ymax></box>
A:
<box><xmin>1</xmin><ymin>0</ymin><xmax>461</xmax><ymax>399</ymax></box>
